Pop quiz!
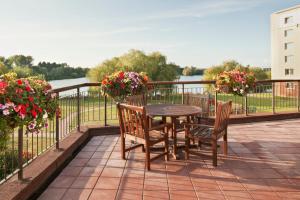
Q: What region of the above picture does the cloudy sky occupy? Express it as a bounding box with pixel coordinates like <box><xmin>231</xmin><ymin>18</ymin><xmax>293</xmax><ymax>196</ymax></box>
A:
<box><xmin>0</xmin><ymin>0</ymin><xmax>299</xmax><ymax>68</ymax></box>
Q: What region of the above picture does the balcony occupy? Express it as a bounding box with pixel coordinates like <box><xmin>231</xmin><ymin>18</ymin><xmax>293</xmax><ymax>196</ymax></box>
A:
<box><xmin>0</xmin><ymin>80</ymin><xmax>300</xmax><ymax>200</ymax></box>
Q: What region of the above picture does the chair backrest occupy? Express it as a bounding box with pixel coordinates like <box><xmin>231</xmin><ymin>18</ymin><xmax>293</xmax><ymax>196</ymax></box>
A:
<box><xmin>126</xmin><ymin>94</ymin><xmax>147</xmax><ymax>106</ymax></box>
<box><xmin>117</xmin><ymin>103</ymin><xmax>148</xmax><ymax>139</ymax></box>
<box><xmin>213</xmin><ymin>101</ymin><xmax>232</xmax><ymax>135</ymax></box>
<box><xmin>184</xmin><ymin>93</ymin><xmax>210</xmax><ymax>115</ymax></box>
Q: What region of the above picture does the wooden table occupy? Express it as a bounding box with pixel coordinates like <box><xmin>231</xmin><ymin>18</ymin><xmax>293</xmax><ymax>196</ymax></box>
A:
<box><xmin>146</xmin><ymin>104</ymin><xmax>202</xmax><ymax>159</ymax></box>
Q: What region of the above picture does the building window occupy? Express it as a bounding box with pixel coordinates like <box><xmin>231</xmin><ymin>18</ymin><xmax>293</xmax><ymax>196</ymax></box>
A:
<box><xmin>285</xmin><ymin>68</ymin><xmax>294</xmax><ymax>75</ymax></box>
<box><xmin>285</xmin><ymin>42</ymin><xmax>293</xmax><ymax>50</ymax></box>
<box><xmin>286</xmin><ymin>82</ymin><xmax>294</xmax><ymax>89</ymax></box>
<box><xmin>284</xmin><ymin>29</ymin><xmax>293</xmax><ymax>37</ymax></box>
<box><xmin>285</xmin><ymin>55</ymin><xmax>294</xmax><ymax>63</ymax></box>
<box><xmin>284</xmin><ymin>16</ymin><xmax>293</xmax><ymax>24</ymax></box>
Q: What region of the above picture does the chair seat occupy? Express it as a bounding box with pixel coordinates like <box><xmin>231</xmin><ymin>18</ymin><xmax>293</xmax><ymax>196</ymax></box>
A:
<box><xmin>126</xmin><ymin>130</ymin><xmax>166</xmax><ymax>144</ymax></box>
<box><xmin>188</xmin><ymin>125</ymin><xmax>214</xmax><ymax>140</ymax></box>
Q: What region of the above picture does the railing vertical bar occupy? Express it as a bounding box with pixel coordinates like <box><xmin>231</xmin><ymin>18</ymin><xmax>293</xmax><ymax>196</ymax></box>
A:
<box><xmin>182</xmin><ymin>84</ymin><xmax>185</xmax><ymax>104</ymax></box>
<box><xmin>104</xmin><ymin>95</ymin><xmax>107</xmax><ymax>126</ymax></box>
<box><xmin>18</xmin><ymin>127</ymin><xmax>23</xmax><ymax>180</ymax></box>
<box><xmin>245</xmin><ymin>94</ymin><xmax>248</xmax><ymax>116</ymax></box>
<box><xmin>215</xmin><ymin>89</ymin><xmax>218</xmax><ymax>117</ymax></box>
<box><xmin>272</xmin><ymin>82</ymin><xmax>276</xmax><ymax>114</ymax></box>
<box><xmin>77</xmin><ymin>88</ymin><xmax>80</xmax><ymax>131</ymax></box>
<box><xmin>56</xmin><ymin>93</ymin><xmax>60</xmax><ymax>149</ymax></box>
<box><xmin>298</xmin><ymin>81</ymin><xmax>300</xmax><ymax>112</ymax></box>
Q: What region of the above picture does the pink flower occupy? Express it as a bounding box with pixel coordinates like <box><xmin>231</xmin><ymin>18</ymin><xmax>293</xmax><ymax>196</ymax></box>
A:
<box><xmin>3</xmin><ymin>109</ymin><xmax>10</xmax><ymax>115</ymax></box>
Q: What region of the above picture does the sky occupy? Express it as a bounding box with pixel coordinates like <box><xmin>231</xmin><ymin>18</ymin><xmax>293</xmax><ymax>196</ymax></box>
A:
<box><xmin>0</xmin><ymin>0</ymin><xmax>299</xmax><ymax>68</ymax></box>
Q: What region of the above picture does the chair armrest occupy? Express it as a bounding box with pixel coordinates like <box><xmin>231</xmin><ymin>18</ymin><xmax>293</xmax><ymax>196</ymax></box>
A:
<box><xmin>181</xmin><ymin>122</ymin><xmax>212</xmax><ymax>128</ymax></box>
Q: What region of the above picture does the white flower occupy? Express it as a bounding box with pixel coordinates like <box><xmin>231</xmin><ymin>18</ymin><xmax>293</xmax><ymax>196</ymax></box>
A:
<box><xmin>245</xmin><ymin>84</ymin><xmax>249</xmax><ymax>88</ymax></box>
<box><xmin>51</xmin><ymin>93</ymin><xmax>57</xmax><ymax>98</ymax></box>
<box><xmin>43</xmin><ymin>112</ymin><xmax>48</xmax><ymax>119</ymax></box>
<box><xmin>3</xmin><ymin>109</ymin><xmax>10</xmax><ymax>115</ymax></box>
<box><xmin>240</xmin><ymin>89</ymin><xmax>244</xmax><ymax>94</ymax></box>
<box><xmin>233</xmin><ymin>88</ymin><xmax>238</xmax><ymax>91</ymax></box>
<box><xmin>28</xmin><ymin>121</ymin><xmax>36</xmax><ymax>130</ymax></box>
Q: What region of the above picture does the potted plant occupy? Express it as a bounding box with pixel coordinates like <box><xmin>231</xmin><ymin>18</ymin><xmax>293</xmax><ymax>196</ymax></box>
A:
<box><xmin>215</xmin><ymin>70</ymin><xmax>256</xmax><ymax>96</ymax></box>
<box><xmin>0</xmin><ymin>72</ymin><xmax>59</xmax><ymax>135</ymax></box>
<box><xmin>100</xmin><ymin>71</ymin><xmax>149</xmax><ymax>102</ymax></box>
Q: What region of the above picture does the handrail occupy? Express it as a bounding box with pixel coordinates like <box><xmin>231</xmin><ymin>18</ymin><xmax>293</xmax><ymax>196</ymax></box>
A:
<box><xmin>50</xmin><ymin>79</ymin><xmax>300</xmax><ymax>93</ymax></box>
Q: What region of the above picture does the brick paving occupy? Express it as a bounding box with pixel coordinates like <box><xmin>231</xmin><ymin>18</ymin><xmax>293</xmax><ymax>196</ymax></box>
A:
<box><xmin>38</xmin><ymin>119</ymin><xmax>300</xmax><ymax>200</ymax></box>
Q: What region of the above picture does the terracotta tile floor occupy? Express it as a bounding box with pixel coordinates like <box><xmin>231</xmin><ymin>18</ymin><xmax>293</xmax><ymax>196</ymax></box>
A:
<box><xmin>38</xmin><ymin>119</ymin><xmax>300</xmax><ymax>200</ymax></box>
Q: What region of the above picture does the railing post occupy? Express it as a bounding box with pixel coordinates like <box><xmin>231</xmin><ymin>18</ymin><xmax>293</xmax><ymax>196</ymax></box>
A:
<box><xmin>77</xmin><ymin>87</ymin><xmax>80</xmax><ymax>131</ymax></box>
<box><xmin>298</xmin><ymin>81</ymin><xmax>300</xmax><ymax>112</ymax></box>
<box><xmin>18</xmin><ymin>127</ymin><xmax>23</xmax><ymax>180</ymax></box>
<box><xmin>245</xmin><ymin>94</ymin><xmax>248</xmax><ymax>116</ymax></box>
<box><xmin>272</xmin><ymin>82</ymin><xmax>276</xmax><ymax>114</ymax></box>
<box><xmin>214</xmin><ymin>89</ymin><xmax>218</xmax><ymax>117</ymax></box>
<box><xmin>181</xmin><ymin>84</ymin><xmax>185</xmax><ymax>104</ymax></box>
<box><xmin>104</xmin><ymin>95</ymin><xmax>107</xmax><ymax>126</ymax></box>
<box><xmin>56</xmin><ymin>92</ymin><xmax>60</xmax><ymax>149</ymax></box>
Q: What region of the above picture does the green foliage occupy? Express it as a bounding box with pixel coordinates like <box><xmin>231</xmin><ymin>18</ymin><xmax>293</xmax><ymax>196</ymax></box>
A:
<box><xmin>88</xmin><ymin>49</ymin><xmax>180</xmax><ymax>82</ymax></box>
<box><xmin>182</xmin><ymin>66</ymin><xmax>203</xmax><ymax>76</ymax></box>
<box><xmin>0</xmin><ymin>55</ymin><xmax>88</xmax><ymax>80</ymax></box>
<box><xmin>11</xmin><ymin>66</ymin><xmax>33</xmax><ymax>78</ymax></box>
<box><xmin>203</xmin><ymin>60</ymin><xmax>270</xmax><ymax>81</ymax></box>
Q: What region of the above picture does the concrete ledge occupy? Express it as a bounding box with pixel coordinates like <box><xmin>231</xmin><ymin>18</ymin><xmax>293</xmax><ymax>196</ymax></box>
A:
<box><xmin>0</xmin><ymin>126</ymin><xmax>119</xmax><ymax>200</ymax></box>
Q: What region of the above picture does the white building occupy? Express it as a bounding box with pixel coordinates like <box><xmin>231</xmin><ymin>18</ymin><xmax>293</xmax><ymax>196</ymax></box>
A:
<box><xmin>271</xmin><ymin>5</ymin><xmax>300</xmax><ymax>80</ymax></box>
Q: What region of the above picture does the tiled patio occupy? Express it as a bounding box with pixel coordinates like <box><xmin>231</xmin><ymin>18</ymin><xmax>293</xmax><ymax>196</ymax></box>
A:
<box><xmin>38</xmin><ymin>119</ymin><xmax>300</xmax><ymax>200</ymax></box>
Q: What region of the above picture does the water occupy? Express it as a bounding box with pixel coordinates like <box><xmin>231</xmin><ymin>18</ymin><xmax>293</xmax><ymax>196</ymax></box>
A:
<box><xmin>49</xmin><ymin>75</ymin><xmax>204</xmax><ymax>95</ymax></box>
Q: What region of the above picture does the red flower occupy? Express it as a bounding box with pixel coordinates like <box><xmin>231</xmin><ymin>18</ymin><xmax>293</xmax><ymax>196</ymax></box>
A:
<box><xmin>19</xmin><ymin>105</ymin><xmax>27</xmax><ymax>116</ymax></box>
<box><xmin>17</xmin><ymin>79</ymin><xmax>23</xmax><ymax>85</ymax></box>
<box><xmin>0</xmin><ymin>81</ymin><xmax>8</xmax><ymax>94</ymax></box>
<box><xmin>31</xmin><ymin>110</ymin><xmax>37</xmax><ymax>118</ymax></box>
<box><xmin>25</xmin><ymin>86</ymin><xmax>31</xmax><ymax>92</ymax></box>
<box><xmin>119</xmin><ymin>72</ymin><xmax>125</xmax><ymax>79</ymax></box>
<box><xmin>120</xmin><ymin>83</ymin><xmax>125</xmax><ymax>89</ymax></box>
<box><xmin>101</xmin><ymin>79</ymin><xmax>107</xmax><ymax>85</ymax></box>
<box><xmin>28</xmin><ymin>96</ymin><xmax>34</xmax><ymax>102</ymax></box>
<box><xmin>16</xmin><ymin>88</ymin><xmax>23</xmax><ymax>94</ymax></box>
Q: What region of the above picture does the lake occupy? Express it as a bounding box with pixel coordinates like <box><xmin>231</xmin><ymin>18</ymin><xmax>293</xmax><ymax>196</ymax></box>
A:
<box><xmin>49</xmin><ymin>75</ymin><xmax>204</xmax><ymax>95</ymax></box>
<box><xmin>49</xmin><ymin>75</ymin><xmax>203</xmax><ymax>89</ymax></box>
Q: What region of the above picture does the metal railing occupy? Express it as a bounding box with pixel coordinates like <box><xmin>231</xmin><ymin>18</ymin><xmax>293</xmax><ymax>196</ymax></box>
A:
<box><xmin>0</xmin><ymin>79</ymin><xmax>300</xmax><ymax>183</ymax></box>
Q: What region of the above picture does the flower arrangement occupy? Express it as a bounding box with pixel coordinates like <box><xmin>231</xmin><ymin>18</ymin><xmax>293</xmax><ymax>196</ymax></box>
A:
<box><xmin>100</xmin><ymin>71</ymin><xmax>149</xmax><ymax>102</ymax></box>
<box><xmin>0</xmin><ymin>72</ymin><xmax>59</xmax><ymax>134</ymax></box>
<box><xmin>215</xmin><ymin>70</ymin><xmax>256</xmax><ymax>96</ymax></box>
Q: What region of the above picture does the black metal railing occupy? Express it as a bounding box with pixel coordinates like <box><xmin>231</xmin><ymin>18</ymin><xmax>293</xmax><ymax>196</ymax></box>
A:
<box><xmin>0</xmin><ymin>79</ymin><xmax>300</xmax><ymax>183</ymax></box>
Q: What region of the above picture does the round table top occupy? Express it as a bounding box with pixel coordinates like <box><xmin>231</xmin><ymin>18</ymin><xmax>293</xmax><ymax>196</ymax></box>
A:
<box><xmin>145</xmin><ymin>104</ymin><xmax>202</xmax><ymax>117</ymax></box>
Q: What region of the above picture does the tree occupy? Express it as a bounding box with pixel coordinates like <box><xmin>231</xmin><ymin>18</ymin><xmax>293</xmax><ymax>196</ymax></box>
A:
<box><xmin>7</xmin><ymin>55</ymin><xmax>33</xmax><ymax>68</ymax></box>
<box><xmin>0</xmin><ymin>62</ymin><xmax>9</xmax><ymax>75</ymax></box>
<box><xmin>203</xmin><ymin>60</ymin><xmax>270</xmax><ymax>81</ymax></box>
<box><xmin>88</xmin><ymin>49</ymin><xmax>180</xmax><ymax>82</ymax></box>
<box><xmin>12</xmin><ymin>66</ymin><xmax>33</xmax><ymax>78</ymax></box>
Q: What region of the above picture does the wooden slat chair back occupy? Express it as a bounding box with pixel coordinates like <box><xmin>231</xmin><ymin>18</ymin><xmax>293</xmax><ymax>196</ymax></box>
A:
<box><xmin>117</xmin><ymin>103</ymin><xmax>169</xmax><ymax>170</ymax></box>
<box><xmin>214</xmin><ymin>101</ymin><xmax>232</xmax><ymax>136</ymax></box>
<box><xmin>184</xmin><ymin>93</ymin><xmax>210</xmax><ymax>118</ymax></box>
<box><xmin>184</xmin><ymin>101</ymin><xmax>232</xmax><ymax>166</ymax></box>
<box><xmin>126</xmin><ymin>94</ymin><xmax>147</xmax><ymax>106</ymax></box>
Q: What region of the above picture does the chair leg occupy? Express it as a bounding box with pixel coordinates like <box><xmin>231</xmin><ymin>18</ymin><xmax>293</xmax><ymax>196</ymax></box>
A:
<box><xmin>121</xmin><ymin>135</ymin><xmax>126</xmax><ymax>160</ymax></box>
<box><xmin>185</xmin><ymin>136</ymin><xmax>190</xmax><ymax>160</ymax></box>
<box><xmin>145</xmin><ymin>144</ymin><xmax>151</xmax><ymax>171</ymax></box>
<box><xmin>198</xmin><ymin>140</ymin><xmax>202</xmax><ymax>149</ymax></box>
<box><xmin>212</xmin><ymin>140</ymin><xmax>217</xmax><ymax>167</ymax></box>
<box><xmin>142</xmin><ymin>144</ymin><xmax>145</xmax><ymax>153</ymax></box>
<box><xmin>165</xmin><ymin>134</ymin><xmax>169</xmax><ymax>161</ymax></box>
<box><xmin>223</xmin><ymin>130</ymin><xmax>228</xmax><ymax>155</ymax></box>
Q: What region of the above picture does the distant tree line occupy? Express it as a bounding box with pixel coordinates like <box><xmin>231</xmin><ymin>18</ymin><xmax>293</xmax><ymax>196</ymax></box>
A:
<box><xmin>88</xmin><ymin>49</ymin><xmax>181</xmax><ymax>82</ymax></box>
<box><xmin>182</xmin><ymin>66</ymin><xmax>204</xmax><ymax>76</ymax></box>
<box><xmin>203</xmin><ymin>60</ymin><xmax>271</xmax><ymax>81</ymax></box>
<box><xmin>0</xmin><ymin>55</ymin><xmax>88</xmax><ymax>80</ymax></box>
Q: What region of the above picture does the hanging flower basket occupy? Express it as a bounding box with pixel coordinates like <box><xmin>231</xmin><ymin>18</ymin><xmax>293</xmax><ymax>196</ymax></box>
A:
<box><xmin>0</xmin><ymin>73</ymin><xmax>59</xmax><ymax>134</ymax></box>
<box><xmin>100</xmin><ymin>71</ymin><xmax>149</xmax><ymax>102</ymax></box>
<box><xmin>215</xmin><ymin>70</ymin><xmax>256</xmax><ymax>96</ymax></box>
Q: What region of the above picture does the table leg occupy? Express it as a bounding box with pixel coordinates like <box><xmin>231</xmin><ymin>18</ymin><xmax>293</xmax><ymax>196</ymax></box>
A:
<box><xmin>171</xmin><ymin>117</ymin><xmax>179</xmax><ymax>160</ymax></box>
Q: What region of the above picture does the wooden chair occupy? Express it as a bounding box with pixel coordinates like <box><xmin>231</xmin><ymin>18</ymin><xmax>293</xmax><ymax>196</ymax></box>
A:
<box><xmin>126</xmin><ymin>94</ymin><xmax>163</xmax><ymax>127</ymax></box>
<box><xmin>126</xmin><ymin>94</ymin><xmax>147</xmax><ymax>106</ymax></box>
<box><xmin>117</xmin><ymin>103</ymin><xmax>169</xmax><ymax>170</ymax></box>
<box><xmin>184</xmin><ymin>101</ymin><xmax>232</xmax><ymax>166</ymax></box>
